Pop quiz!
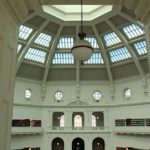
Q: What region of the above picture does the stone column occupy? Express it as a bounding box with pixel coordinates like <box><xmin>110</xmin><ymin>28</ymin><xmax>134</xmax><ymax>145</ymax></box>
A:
<box><xmin>65</xmin><ymin>110</ymin><xmax>72</xmax><ymax>129</ymax></box>
<box><xmin>84</xmin><ymin>110</ymin><xmax>92</xmax><ymax>129</ymax></box>
<box><xmin>0</xmin><ymin>1</ymin><xmax>18</xmax><ymax>150</ymax></box>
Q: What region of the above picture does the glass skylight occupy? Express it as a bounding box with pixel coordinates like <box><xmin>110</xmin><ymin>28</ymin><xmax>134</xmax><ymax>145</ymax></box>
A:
<box><xmin>34</xmin><ymin>32</ymin><xmax>52</xmax><ymax>47</ymax></box>
<box><xmin>19</xmin><ymin>25</ymin><xmax>33</xmax><ymax>40</ymax></box>
<box><xmin>57</xmin><ymin>37</ymin><xmax>74</xmax><ymax>49</ymax></box>
<box><xmin>84</xmin><ymin>52</ymin><xmax>104</xmax><ymax>64</ymax></box>
<box><xmin>25</xmin><ymin>48</ymin><xmax>46</xmax><ymax>64</ymax></box>
<box><xmin>109</xmin><ymin>47</ymin><xmax>131</xmax><ymax>63</ymax></box>
<box><xmin>52</xmin><ymin>52</ymin><xmax>74</xmax><ymax>64</ymax></box>
<box><xmin>133</xmin><ymin>41</ymin><xmax>147</xmax><ymax>55</ymax></box>
<box><xmin>103</xmin><ymin>32</ymin><xmax>121</xmax><ymax>47</ymax></box>
<box><xmin>84</xmin><ymin>37</ymin><xmax>99</xmax><ymax>48</ymax></box>
<box><xmin>17</xmin><ymin>44</ymin><xmax>22</xmax><ymax>53</ymax></box>
<box><xmin>122</xmin><ymin>24</ymin><xmax>144</xmax><ymax>39</ymax></box>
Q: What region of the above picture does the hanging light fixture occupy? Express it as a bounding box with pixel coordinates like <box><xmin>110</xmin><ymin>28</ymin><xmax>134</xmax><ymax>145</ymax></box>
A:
<box><xmin>71</xmin><ymin>0</ymin><xmax>94</xmax><ymax>61</ymax></box>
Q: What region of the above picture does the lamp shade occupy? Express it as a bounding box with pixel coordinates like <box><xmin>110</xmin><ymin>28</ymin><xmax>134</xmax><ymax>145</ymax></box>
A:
<box><xmin>71</xmin><ymin>39</ymin><xmax>94</xmax><ymax>61</ymax></box>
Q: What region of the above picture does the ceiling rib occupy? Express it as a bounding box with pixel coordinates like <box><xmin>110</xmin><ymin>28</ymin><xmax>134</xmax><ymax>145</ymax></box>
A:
<box><xmin>42</xmin><ymin>25</ymin><xmax>63</xmax><ymax>82</ymax></box>
<box><xmin>106</xmin><ymin>20</ymin><xmax>145</xmax><ymax>77</ymax></box>
<box><xmin>92</xmin><ymin>25</ymin><xmax>113</xmax><ymax>82</ymax></box>
<box><xmin>16</xmin><ymin>20</ymin><xmax>49</xmax><ymax>73</ymax></box>
<box><xmin>119</xmin><ymin>11</ymin><xmax>144</xmax><ymax>29</ymax></box>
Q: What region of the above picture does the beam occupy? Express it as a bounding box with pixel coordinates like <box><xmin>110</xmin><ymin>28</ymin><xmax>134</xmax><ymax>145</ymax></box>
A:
<box><xmin>16</xmin><ymin>20</ymin><xmax>49</xmax><ymax>73</ymax></box>
<box><xmin>119</xmin><ymin>12</ymin><xmax>144</xmax><ymax>28</ymax></box>
<box><xmin>145</xmin><ymin>25</ymin><xmax>150</xmax><ymax>72</ymax></box>
<box><xmin>92</xmin><ymin>25</ymin><xmax>113</xmax><ymax>82</ymax></box>
<box><xmin>106</xmin><ymin>20</ymin><xmax>145</xmax><ymax>77</ymax></box>
<box><xmin>42</xmin><ymin>25</ymin><xmax>63</xmax><ymax>82</ymax></box>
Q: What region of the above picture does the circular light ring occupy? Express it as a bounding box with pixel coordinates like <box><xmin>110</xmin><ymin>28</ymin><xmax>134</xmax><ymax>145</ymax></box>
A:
<box><xmin>54</xmin><ymin>91</ymin><xmax>64</xmax><ymax>101</ymax></box>
<box><xmin>93</xmin><ymin>91</ymin><xmax>102</xmax><ymax>101</ymax></box>
<box><xmin>124</xmin><ymin>88</ymin><xmax>131</xmax><ymax>98</ymax></box>
<box><xmin>25</xmin><ymin>89</ymin><xmax>32</xmax><ymax>99</ymax></box>
<box><xmin>71</xmin><ymin>45</ymin><xmax>94</xmax><ymax>52</ymax></box>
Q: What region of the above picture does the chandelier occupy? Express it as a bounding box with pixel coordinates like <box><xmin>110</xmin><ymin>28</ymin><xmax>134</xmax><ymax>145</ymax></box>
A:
<box><xmin>71</xmin><ymin>0</ymin><xmax>94</xmax><ymax>61</ymax></box>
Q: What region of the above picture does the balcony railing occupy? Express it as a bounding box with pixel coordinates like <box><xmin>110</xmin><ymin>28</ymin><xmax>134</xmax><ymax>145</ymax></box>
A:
<box><xmin>46</xmin><ymin>126</ymin><xmax>109</xmax><ymax>133</ymax></box>
<box><xmin>114</xmin><ymin>118</ymin><xmax>150</xmax><ymax>135</ymax></box>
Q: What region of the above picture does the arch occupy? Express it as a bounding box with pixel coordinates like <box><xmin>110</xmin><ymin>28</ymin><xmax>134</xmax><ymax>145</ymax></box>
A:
<box><xmin>53</xmin><ymin>112</ymin><xmax>64</xmax><ymax>128</ymax></box>
<box><xmin>72</xmin><ymin>137</ymin><xmax>85</xmax><ymax>150</ymax></box>
<box><xmin>52</xmin><ymin>137</ymin><xmax>64</xmax><ymax>150</ymax></box>
<box><xmin>74</xmin><ymin>115</ymin><xmax>82</xmax><ymax>127</ymax></box>
<box><xmin>92</xmin><ymin>137</ymin><xmax>105</xmax><ymax>150</ymax></box>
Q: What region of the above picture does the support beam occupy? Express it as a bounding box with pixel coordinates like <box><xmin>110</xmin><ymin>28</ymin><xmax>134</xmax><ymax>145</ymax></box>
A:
<box><xmin>119</xmin><ymin>11</ymin><xmax>144</xmax><ymax>28</ymax></box>
<box><xmin>42</xmin><ymin>25</ymin><xmax>63</xmax><ymax>82</ymax></box>
<box><xmin>21</xmin><ymin>11</ymin><xmax>36</xmax><ymax>24</ymax></box>
<box><xmin>92</xmin><ymin>25</ymin><xmax>115</xmax><ymax>99</ymax></box>
<box><xmin>16</xmin><ymin>20</ymin><xmax>49</xmax><ymax>73</ymax></box>
<box><xmin>75</xmin><ymin>25</ymin><xmax>80</xmax><ymax>101</ymax></box>
<box><xmin>106</xmin><ymin>20</ymin><xmax>145</xmax><ymax>77</ymax></box>
<box><xmin>92</xmin><ymin>25</ymin><xmax>113</xmax><ymax>82</ymax></box>
<box><xmin>145</xmin><ymin>25</ymin><xmax>150</xmax><ymax>72</ymax></box>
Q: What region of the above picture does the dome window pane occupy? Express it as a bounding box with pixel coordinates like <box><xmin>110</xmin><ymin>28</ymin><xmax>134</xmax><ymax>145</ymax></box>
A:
<box><xmin>104</xmin><ymin>32</ymin><xmax>121</xmax><ymax>47</ymax></box>
<box><xmin>25</xmin><ymin>48</ymin><xmax>47</xmax><ymax>64</ymax></box>
<box><xmin>57</xmin><ymin>37</ymin><xmax>74</xmax><ymax>49</ymax></box>
<box><xmin>19</xmin><ymin>25</ymin><xmax>33</xmax><ymax>40</ymax></box>
<box><xmin>109</xmin><ymin>47</ymin><xmax>131</xmax><ymax>63</ymax></box>
<box><xmin>122</xmin><ymin>24</ymin><xmax>144</xmax><ymax>39</ymax></box>
<box><xmin>84</xmin><ymin>37</ymin><xmax>99</xmax><ymax>49</ymax></box>
<box><xmin>133</xmin><ymin>41</ymin><xmax>147</xmax><ymax>55</ymax></box>
<box><xmin>52</xmin><ymin>52</ymin><xmax>74</xmax><ymax>64</ymax></box>
<box><xmin>84</xmin><ymin>52</ymin><xmax>104</xmax><ymax>64</ymax></box>
<box><xmin>34</xmin><ymin>32</ymin><xmax>52</xmax><ymax>47</ymax></box>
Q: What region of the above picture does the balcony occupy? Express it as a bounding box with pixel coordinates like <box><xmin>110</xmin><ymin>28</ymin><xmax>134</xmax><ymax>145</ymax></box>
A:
<box><xmin>46</xmin><ymin>126</ymin><xmax>109</xmax><ymax>133</ymax></box>
<box><xmin>114</xmin><ymin>118</ymin><xmax>150</xmax><ymax>135</ymax></box>
<box><xmin>11</xmin><ymin>127</ymin><xmax>44</xmax><ymax>135</ymax></box>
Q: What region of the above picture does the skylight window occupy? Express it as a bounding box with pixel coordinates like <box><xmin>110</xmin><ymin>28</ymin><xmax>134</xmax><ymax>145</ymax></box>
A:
<box><xmin>84</xmin><ymin>37</ymin><xmax>99</xmax><ymax>48</ymax></box>
<box><xmin>134</xmin><ymin>41</ymin><xmax>147</xmax><ymax>55</ymax></box>
<box><xmin>84</xmin><ymin>52</ymin><xmax>104</xmax><ymax>64</ymax></box>
<box><xmin>17</xmin><ymin>44</ymin><xmax>22</xmax><ymax>53</ymax></box>
<box><xmin>19</xmin><ymin>25</ymin><xmax>33</xmax><ymax>40</ymax></box>
<box><xmin>25</xmin><ymin>48</ymin><xmax>46</xmax><ymax>64</ymax></box>
<box><xmin>122</xmin><ymin>24</ymin><xmax>144</xmax><ymax>39</ymax></box>
<box><xmin>104</xmin><ymin>32</ymin><xmax>121</xmax><ymax>47</ymax></box>
<box><xmin>57</xmin><ymin>37</ymin><xmax>74</xmax><ymax>49</ymax></box>
<box><xmin>34</xmin><ymin>32</ymin><xmax>52</xmax><ymax>47</ymax></box>
<box><xmin>109</xmin><ymin>47</ymin><xmax>131</xmax><ymax>63</ymax></box>
<box><xmin>52</xmin><ymin>52</ymin><xmax>74</xmax><ymax>64</ymax></box>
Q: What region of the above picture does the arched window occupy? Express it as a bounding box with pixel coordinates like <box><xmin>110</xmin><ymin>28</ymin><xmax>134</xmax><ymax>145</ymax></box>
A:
<box><xmin>60</xmin><ymin>115</ymin><xmax>64</xmax><ymax>127</ymax></box>
<box><xmin>74</xmin><ymin>115</ymin><xmax>82</xmax><ymax>127</ymax></box>
<box><xmin>92</xmin><ymin>115</ymin><xmax>96</xmax><ymax>127</ymax></box>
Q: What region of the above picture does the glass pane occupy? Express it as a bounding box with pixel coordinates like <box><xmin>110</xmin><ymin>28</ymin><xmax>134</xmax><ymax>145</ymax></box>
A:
<box><xmin>123</xmin><ymin>24</ymin><xmax>144</xmax><ymax>39</ymax></box>
<box><xmin>52</xmin><ymin>52</ymin><xmax>74</xmax><ymax>64</ymax></box>
<box><xmin>57</xmin><ymin>37</ymin><xmax>74</xmax><ymax>48</ymax></box>
<box><xmin>134</xmin><ymin>41</ymin><xmax>147</xmax><ymax>55</ymax></box>
<box><xmin>109</xmin><ymin>47</ymin><xmax>131</xmax><ymax>63</ymax></box>
<box><xmin>25</xmin><ymin>48</ymin><xmax>46</xmax><ymax>64</ymax></box>
<box><xmin>34</xmin><ymin>32</ymin><xmax>52</xmax><ymax>47</ymax></box>
<box><xmin>84</xmin><ymin>52</ymin><xmax>104</xmax><ymax>64</ymax></box>
<box><xmin>19</xmin><ymin>25</ymin><xmax>33</xmax><ymax>40</ymax></box>
<box><xmin>84</xmin><ymin>37</ymin><xmax>99</xmax><ymax>48</ymax></box>
<box><xmin>104</xmin><ymin>32</ymin><xmax>121</xmax><ymax>47</ymax></box>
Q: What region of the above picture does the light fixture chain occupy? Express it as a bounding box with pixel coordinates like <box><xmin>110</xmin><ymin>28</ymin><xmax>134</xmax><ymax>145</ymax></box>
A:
<box><xmin>81</xmin><ymin>0</ymin><xmax>83</xmax><ymax>33</ymax></box>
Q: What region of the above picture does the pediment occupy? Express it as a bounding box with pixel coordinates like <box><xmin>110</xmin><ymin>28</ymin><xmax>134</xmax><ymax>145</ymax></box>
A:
<box><xmin>68</xmin><ymin>100</ymin><xmax>88</xmax><ymax>107</ymax></box>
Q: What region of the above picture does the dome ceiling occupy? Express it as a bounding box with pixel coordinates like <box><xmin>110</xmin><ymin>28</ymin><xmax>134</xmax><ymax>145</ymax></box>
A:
<box><xmin>15</xmin><ymin>0</ymin><xmax>150</xmax><ymax>83</ymax></box>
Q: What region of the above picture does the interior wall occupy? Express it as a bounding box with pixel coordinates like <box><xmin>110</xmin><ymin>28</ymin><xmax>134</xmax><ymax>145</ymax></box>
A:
<box><xmin>12</xmin><ymin>76</ymin><xmax>150</xmax><ymax>150</ymax></box>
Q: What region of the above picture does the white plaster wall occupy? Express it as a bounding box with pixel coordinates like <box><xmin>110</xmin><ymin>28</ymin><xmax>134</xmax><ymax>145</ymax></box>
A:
<box><xmin>12</xmin><ymin>77</ymin><xmax>150</xmax><ymax>150</ymax></box>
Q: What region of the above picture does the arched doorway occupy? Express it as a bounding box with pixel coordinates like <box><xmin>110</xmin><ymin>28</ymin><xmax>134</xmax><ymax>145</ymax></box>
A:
<box><xmin>72</xmin><ymin>137</ymin><xmax>84</xmax><ymax>150</ymax></box>
<box><xmin>92</xmin><ymin>137</ymin><xmax>105</xmax><ymax>150</ymax></box>
<box><xmin>52</xmin><ymin>137</ymin><xmax>64</xmax><ymax>150</ymax></box>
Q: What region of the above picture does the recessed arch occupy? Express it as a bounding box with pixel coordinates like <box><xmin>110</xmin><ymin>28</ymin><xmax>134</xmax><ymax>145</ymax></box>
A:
<box><xmin>92</xmin><ymin>137</ymin><xmax>105</xmax><ymax>150</ymax></box>
<box><xmin>52</xmin><ymin>137</ymin><xmax>64</xmax><ymax>150</ymax></box>
<box><xmin>72</xmin><ymin>137</ymin><xmax>85</xmax><ymax>150</ymax></box>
